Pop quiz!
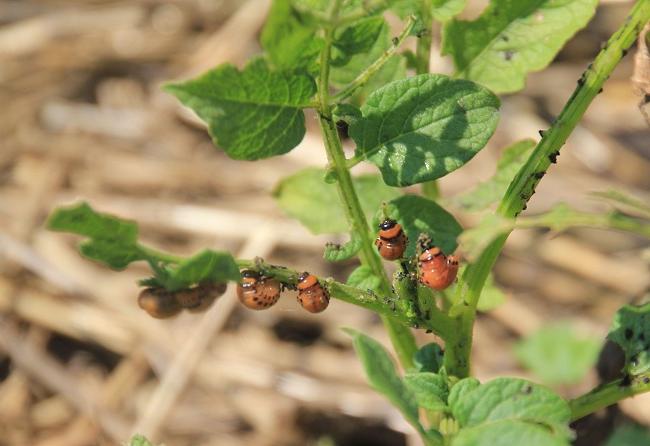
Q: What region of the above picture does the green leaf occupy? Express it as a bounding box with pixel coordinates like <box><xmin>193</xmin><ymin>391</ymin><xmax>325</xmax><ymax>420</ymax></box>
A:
<box><xmin>431</xmin><ymin>0</ymin><xmax>468</xmax><ymax>22</ymax></box>
<box><xmin>404</xmin><ymin>372</ymin><xmax>449</xmax><ymax>411</ymax></box>
<box><xmin>515</xmin><ymin>324</ymin><xmax>600</xmax><ymax>385</ymax></box>
<box><xmin>47</xmin><ymin>202</ymin><xmax>145</xmax><ymax>270</ymax></box>
<box><xmin>324</xmin><ymin>237</ymin><xmax>362</xmax><ymax>262</ymax></box>
<box><xmin>392</xmin><ymin>0</ymin><xmax>467</xmax><ymax>22</ymax></box>
<box><xmin>274</xmin><ymin>168</ymin><xmax>400</xmax><ymax>234</ymax></box>
<box><xmin>477</xmin><ymin>272</ymin><xmax>506</xmax><ymax>312</ymax></box>
<box><xmin>605</xmin><ymin>424</ymin><xmax>650</xmax><ymax>446</ymax></box>
<box><xmin>165</xmin><ymin>249</ymin><xmax>239</xmax><ymax>291</ymax></box>
<box><xmin>346</xmin><ymin>265</ymin><xmax>382</xmax><ymax>293</ymax></box>
<box><xmin>453</xmin><ymin>139</ymin><xmax>536</xmax><ymax>211</ymax></box>
<box><xmin>413</xmin><ymin>342</ymin><xmax>445</xmax><ymax>373</ymax></box>
<box><xmin>261</xmin><ymin>0</ymin><xmax>322</xmax><ymax>71</ymax></box>
<box><xmin>331</xmin><ymin>20</ymin><xmax>407</xmax><ymax>104</ymax></box>
<box><xmin>350</xmin><ymin>74</ymin><xmax>499</xmax><ymax>187</ymax></box>
<box><xmin>608</xmin><ymin>302</ymin><xmax>650</xmax><ymax>376</ymax></box>
<box><xmin>458</xmin><ymin>214</ymin><xmax>512</xmax><ymax>262</ymax></box>
<box><xmin>293</xmin><ymin>0</ymin><xmax>384</xmax><ymax>16</ymax></box>
<box><xmin>164</xmin><ymin>58</ymin><xmax>316</xmax><ymax>161</ymax></box>
<box><xmin>449</xmin><ymin>377</ymin><xmax>572</xmax><ymax>446</ymax></box>
<box><xmin>377</xmin><ymin>195</ymin><xmax>463</xmax><ymax>256</ymax></box>
<box><xmin>447</xmin><ymin>377</ymin><xmax>480</xmax><ymax>408</ymax></box>
<box><xmin>344</xmin><ymin>328</ymin><xmax>421</xmax><ymax>429</ymax></box>
<box><xmin>332</xmin><ymin>16</ymin><xmax>385</xmax><ymax>66</ymax></box>
<box><xmin>591</xmin><ymin>189</ymin><xmax>650</xmax><ymax>220</ymax></box>
<box><xmin>79</xmin><ymin>239</ymin><xmax>145</xmax><ymax>270</ymax></box>
<box><xmin>47</xmin><ymin>202</ymin><xmax>137</xmax><ymax>243</ymax></box>
<box><xmin>442</xmin><ymin>0</ymin><xmax>598</xmax><ymax>93</ymax></box>
<box><xmin>129</xmin><ymin>435</ymin><xmax>154</xmax><ymax>446</ymax></box>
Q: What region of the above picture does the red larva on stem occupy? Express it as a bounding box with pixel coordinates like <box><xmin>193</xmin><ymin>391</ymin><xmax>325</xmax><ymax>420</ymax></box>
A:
<box><xmin>375</xmin><ymin>218</ymin><xmax>407</xmax><ymax>261</ymax></box>
<box><xmin>236</xmin><ymin>270</ymin><xmax>281</xmax><ymax>310</ymax></box>
<box><xmin>297</xmin><ymin>272</ymin><xmax>329</xmax><ymax>313</ymax></box>
<box><xmin>418</xmin><ymin>247</ymin><xmax>460</xmax><ymax>291</ymax></box>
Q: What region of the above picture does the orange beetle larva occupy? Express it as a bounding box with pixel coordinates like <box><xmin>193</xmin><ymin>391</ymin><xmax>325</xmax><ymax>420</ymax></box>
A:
<box><xmin>418</xmin><ymin>247</ymin><xmax>459</xmax><ymax>291</ymax></box>
<box><xmin>297</xmin><ymin>272</ymin><xmax>329</xmax><ymax>313</ymax></box>
<box><xmin>375</xmin><ymin>218</ymin><xmax>407</xmax><ymax>261</ymax></box>
<box><xmin>236</xmin><ymin>270</ymin><xmax>281</xmax><ymax>310</ymax></box>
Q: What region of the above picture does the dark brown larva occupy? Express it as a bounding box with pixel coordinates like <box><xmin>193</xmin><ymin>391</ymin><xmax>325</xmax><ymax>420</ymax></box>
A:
<box><xmin>375</xmin><ymin>219</ymin><xmax>407</xmax><ymax>261</ymax></box>
<box><xmin>183</xmin><ymin>282</ymin><xmax>228</xmax><ymax>313</ymax></box>
<box><xmin>138</xmin><ymin>287</ymin><xmax>182</xmax><ymax>319</ymax></box>
<box><xmin>297</xmin><ymin>272</ymin><xmax>329</xmax><ymax>313</ymax></box>
<box><xmin>236</xmin><ymin>270</ymin><xmax>281</xmax><ymax>310</ymax></box>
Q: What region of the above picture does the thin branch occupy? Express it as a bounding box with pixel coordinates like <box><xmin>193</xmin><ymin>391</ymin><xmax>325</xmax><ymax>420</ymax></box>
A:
<box><xmin>569</xmin><ymin>374</ymin><xmax>650</xmax><ymax>422</ymax></box>
<box><xmin>331</xmin><ymin>15</ymin><xmax>416</xmax><ymax>103</ymax></box>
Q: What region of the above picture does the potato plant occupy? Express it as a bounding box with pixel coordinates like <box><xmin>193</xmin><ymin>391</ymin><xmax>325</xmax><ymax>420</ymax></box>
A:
<box><xmin>47</xmin><ymin>1</ymin><xmax>650</xmax><ymax>445</ymax></box>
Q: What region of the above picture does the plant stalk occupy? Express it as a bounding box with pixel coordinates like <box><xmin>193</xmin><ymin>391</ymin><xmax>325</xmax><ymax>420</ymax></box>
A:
<box><xmin>318</xmin><ymin>3</ymin><xmax>418</xmax><ymax>369</ymax></box>
<box><xmin>569</xmin><ymin>375</ymin><xmax>650</xmax><ymax>422</ymax></box>
<box><xmin>444</xmin><ymin>0</ymin><xmax>650</xmax><ymax>378</ymax></box>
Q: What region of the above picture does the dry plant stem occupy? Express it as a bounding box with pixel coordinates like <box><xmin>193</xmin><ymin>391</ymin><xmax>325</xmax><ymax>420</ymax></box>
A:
<box><xmin>444</xmin><ymin>0</ymin><xmax>650</xmax><ymax>379</ymax></box>
<box><xmin>318</xmin><ymin>0</ymin><xmax>417</xmax><ymax>369</ymax></box>
<box><xmin>569</xmin><ymin>375</ymin><xmax>650</xmax><ymax>422</ymax></box>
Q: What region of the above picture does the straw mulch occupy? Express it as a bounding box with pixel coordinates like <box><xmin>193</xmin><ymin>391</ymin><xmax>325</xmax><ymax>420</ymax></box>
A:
<box><xmin>0</xmin><ymin>1</ymin><xmax>648</xmax><ymax>445</ymax></box>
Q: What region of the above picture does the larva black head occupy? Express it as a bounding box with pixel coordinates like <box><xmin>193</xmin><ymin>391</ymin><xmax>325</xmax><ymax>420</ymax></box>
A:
<box><xmin>241</xmin><ymin>269</ymin><xmax>260</xmax><ymax>278</ymax></box>
<box><xmin>379</xmin><ymin>218</ymin><xmax>397</xmax><ymax>231</ymax></box>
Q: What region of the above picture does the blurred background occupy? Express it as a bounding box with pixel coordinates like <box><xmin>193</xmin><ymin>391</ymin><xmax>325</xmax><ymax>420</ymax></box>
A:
<box><xmin>0</xmin><ymin>0</ymin><xmax>649</xmax><ymax>445</ymax></box>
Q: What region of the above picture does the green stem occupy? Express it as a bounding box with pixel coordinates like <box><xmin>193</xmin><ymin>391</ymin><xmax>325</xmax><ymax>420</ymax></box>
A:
<box><xmin>414</xmin><ymin>4</ymin><xmax>440</xmax><ymax>201</ymax></box>
<box><xmin>569</xmin><ymin>375</ymin><xmax>650</xmax><ymax>422</ymax></box>
<box><xmin>332</xmin><ymin>16</ymin><xmax>416</xmax><ymax>103</ymax></box>
<box><xmin>318</xmin><ymin>4</ymin><xmax>418</xmax><ymax>369</ymax></box>
<box><xmin>444</xmin><ymin>0</ymin><xmax>650</xmax><ymax>378</ymax></box>
<box><xmin>138</xmin><ymin>244</ymin><xmax>184</xmax><ymax>264</ymax></box>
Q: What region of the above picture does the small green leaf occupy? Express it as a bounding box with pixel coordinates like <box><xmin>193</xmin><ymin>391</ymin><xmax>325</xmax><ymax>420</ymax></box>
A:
<box><xmin>458</xmin><ymin>214</ymin><xmax>512</xmax><ymax>262</ymax></box>
<box><xmin>274</xmin><ymin>168</ymin><xmax>400</xmax><ymax>234</ymax></box>
<box><xmin>591</xmin><ymin>189</ymin><xmax>650</xmax><ymax>220</ymax></box>
<box><xmin>261</xmin><ymin>0</ymin><xmax>322</xmax><ymax>71</ymax></box>
<box><xmin>431</xmin><ymin>0</ymin><xmax>468</xmax><ymax>22</ymax></box>
<box><xmin>332</xmin><ymin>16</ymin><xmax>385</xmax><ymax>66</ymax></box>
<box><xmin>515</xmin><ymin>324</ymin><xmax>600</xmax><ymax>385</ymax></box>
<box><xmin>413</xmin><ymin>342</ymin><xmax>445</xmax><ymax>373</ymax></box>
<box><xmin>47</xmin><ymin>202</ymin><xmax>145</xmax><ymax>270</ymax></box>
<box><xmin>351</xmin><ymin>74</ymin><xmax>499</xmax><ymax>187</ymax></box>
<box><xmin>392</xmin><ymin>0</ymin><xmax>467</xmax><ymax>22</ymax></box>
<box><xmin>377</xmin><ymin>195</ymin><xmax>463</xmax><ymax>256</ymax></box>
<box><xmin>608</xmin><ymin>302</ymin><xmax>650</xmax><ymax>376</ymax></box>
<box><xmin>129</xmin><ymin>435</ymin><xmax>154</xmax><ymax>446</ymax></box>
<box><xmin>344</xmin><ymin>328</ymin><xmax>420</xmax><ymax>429</ymax></box>
<box><xmin>449</xmin><ymin>378</ymin><xmax>572</xmax><ymax>446</ymax></box>
<box><xmin>47</xmin><ymin>202</ymin><xmax>137</xmax><ymax>243</ymax></box>
<box><xmin>346</xmin><ymin>265</ymin><xmax>381</xmax><ymax>293</ymax></box>
<box><xmin>164</xmin><ymin>58</ymin><xmax>316</xmax><ymax>161</ymax></box>
<box><xmin>165</xmin><ymin>250</ymin><xmax>239</xmax><ymax>291</ymax></box>
<box><xmin>404</xmin><ymin>372</ymin><xmax>449</xmax><ymax>411</ymax></box>
<box><xmin>79</xmin><ymin>239</ymin><xmax>145</xmax><ymax>270</ymax></box>
<box><xmin>442</xmin><ymin>0</ymin><xmax>598</xmax><ymax>93</ymax></box>
<box><xmin>477</xmin><ymin>273</ymin><xmax>506</xmax><ymax>312</ymax></box>
<box><xmin>605</xmin><ymin>424</ymin><xmax>650</xmax><ymax>446</ymax></box>
<box><xmin>453</xmin><ymin>139</ymin><xmax>536</xmax><ymax>211</ymax></box>
<box><xmin>324</xmin><ymin>237</ymin><xmax>362</xmax><ymax>262</ymax></box>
